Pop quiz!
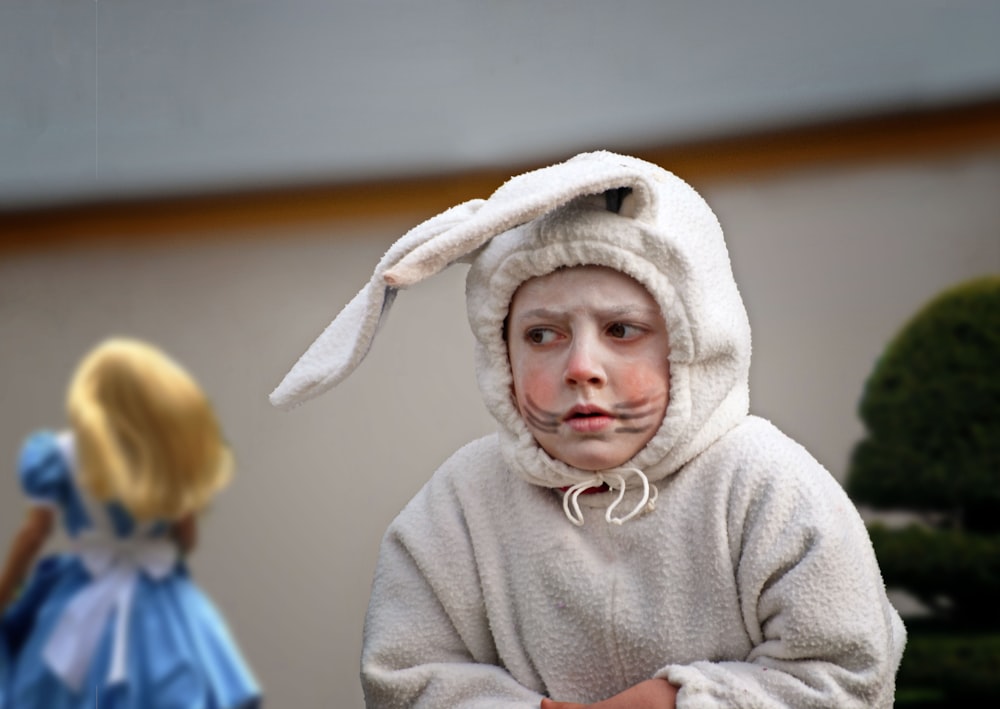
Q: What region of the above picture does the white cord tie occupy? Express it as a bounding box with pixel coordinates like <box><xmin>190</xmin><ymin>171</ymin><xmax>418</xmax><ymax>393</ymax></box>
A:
<box><xmin>561</xmin><ymin>467</ymin><xmax>658</xmax><ymax>526</ymax></box>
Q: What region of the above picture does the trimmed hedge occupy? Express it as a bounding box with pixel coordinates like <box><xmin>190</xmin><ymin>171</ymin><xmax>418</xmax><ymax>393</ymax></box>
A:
<box><xmin>847</xmin><ymin>276</ymin><xmax>1000</xmax><ymax>532</ymax></box>
<box><xmin>845</xmin><ymin>276</ymin><xmax>1000</xmax><ymax>703</ymax></box>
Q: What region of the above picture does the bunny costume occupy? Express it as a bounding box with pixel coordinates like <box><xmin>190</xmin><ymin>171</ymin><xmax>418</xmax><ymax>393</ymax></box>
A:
<box><xmin>272</xmin><ymin>151</ymin><xmax>904</xmax><ymax>707</ymax></box>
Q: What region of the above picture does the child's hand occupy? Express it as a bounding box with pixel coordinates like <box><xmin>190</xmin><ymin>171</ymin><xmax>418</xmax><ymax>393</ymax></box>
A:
<box><xmin>541</xmin><ymin>678</ymin><xmax>677</xmax><ymax>709</ymax></box>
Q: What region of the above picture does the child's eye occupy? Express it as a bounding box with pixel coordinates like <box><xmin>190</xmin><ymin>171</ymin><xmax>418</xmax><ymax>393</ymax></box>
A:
<box><xmin>607</xmin><ymin>323</ymin><xmax>643</xmax><ymax>339</ymax></box>
<box><xmin>526</xmin><ymin>328</ymin><xmax>558</xmax><ymax>345</ymax></box>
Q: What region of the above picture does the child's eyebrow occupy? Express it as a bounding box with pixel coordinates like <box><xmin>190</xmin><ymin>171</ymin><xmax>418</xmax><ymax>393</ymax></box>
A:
<box><xmin>513</xmin><ymin>308</ymin><xmax>564</xmax><ymax>322</ymax></box>
<box><xmin>513</xmin><ymin>305</ymin><xmax>661</xmax><ymax>322</ymax></box>
<box><xmin>598</xmin><ymin>305</ymin><xmax>662</xmax><ymax>320</ymax></box>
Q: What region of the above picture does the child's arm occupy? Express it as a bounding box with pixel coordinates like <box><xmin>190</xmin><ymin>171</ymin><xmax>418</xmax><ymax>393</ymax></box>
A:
<box><xmin>363</xmin><ymin>517</ymin><xmax>544</xmax><ymax>706</ymax></box>
<box><xmin>651</xmin><ymin>420</ymin><xmax>905</xmax><ymax>707</ymax></box>
<box><xmin>171</xmin><ymin>514</ymin><xmax>198</xmax><ymax>555</ymax></box>
<box><xmin>362</xmin><ymin>453</ymin><xmax>546</xmax><ymax>707</ymax></box>
<box><xmin>0</xmin><ymin>506</ymin><xmax>54</xmax><ymax>612</ymax></box>
<box><xmin>541</xmin><ymin>678</ymin><xmax>678</xmax><ymax>709</ymax></box>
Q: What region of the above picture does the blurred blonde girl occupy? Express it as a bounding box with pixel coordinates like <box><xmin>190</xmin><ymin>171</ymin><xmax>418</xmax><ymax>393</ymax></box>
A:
<box><xmin>0</xmin><ymin>337</ymin><xmax>260</xmax><ymax>709</ymax></box>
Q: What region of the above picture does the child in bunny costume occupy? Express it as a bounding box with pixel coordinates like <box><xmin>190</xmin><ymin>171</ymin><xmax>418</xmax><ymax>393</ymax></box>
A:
<box><xmin>271</xmin><ymin>151</ymin><xmax>905</xmax><ymax>708</ymax></box>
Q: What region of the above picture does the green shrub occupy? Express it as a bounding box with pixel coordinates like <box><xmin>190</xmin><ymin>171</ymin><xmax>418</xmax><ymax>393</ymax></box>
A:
<box><xmin>845</xmin><ymin>275</ymin><xmax>1000</xmax><ymax>703</ymax></box>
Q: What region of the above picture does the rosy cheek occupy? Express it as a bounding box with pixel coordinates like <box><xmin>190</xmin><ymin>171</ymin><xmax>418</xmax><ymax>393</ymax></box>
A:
<box><xmin>619</xmin><ymin>364</ymin><xmax>669</xmax><ymax>402</ymax></box>
<box><xmin>515</xmin><ymin>363</ymin><xmax>561</xmax><ymax>411</ymax></box>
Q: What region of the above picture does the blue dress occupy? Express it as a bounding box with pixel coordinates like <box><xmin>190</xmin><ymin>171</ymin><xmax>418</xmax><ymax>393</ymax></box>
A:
<box><xmin>0</xmin><ymin>431</ymin><xmax>261</xmax><ymax>709</ymax></box>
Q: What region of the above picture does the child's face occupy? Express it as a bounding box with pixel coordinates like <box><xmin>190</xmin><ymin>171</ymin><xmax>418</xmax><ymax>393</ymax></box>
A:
<box><xmin>507</xmin><ymin>265</ymin><xmax>670</xmax><ymax>471</ymax></box>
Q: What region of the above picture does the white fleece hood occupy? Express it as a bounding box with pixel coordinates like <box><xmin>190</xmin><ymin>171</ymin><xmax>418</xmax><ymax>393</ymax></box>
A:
<box><xmin>271</xmin><ymin>151</ymin><xmax>751</xmax><ymax>496</ymax></box>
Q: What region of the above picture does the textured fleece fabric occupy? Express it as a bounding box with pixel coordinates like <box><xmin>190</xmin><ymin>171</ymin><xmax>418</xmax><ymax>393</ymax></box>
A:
<box><xmin>362</xmin><ymin>422</ymin><xmax>904</xmax><ymax>707</ymax></box>
<box><xmin>269</xmin><ymin>152</ymin><xmax>905</xmax><ymax>706</ymax></box>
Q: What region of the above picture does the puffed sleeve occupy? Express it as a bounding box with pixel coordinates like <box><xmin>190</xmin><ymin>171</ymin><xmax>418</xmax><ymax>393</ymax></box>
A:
<box><xmin>17</xmin><ymin>430</ymin><xmax>71</xmax><ymax>508</ymax></box>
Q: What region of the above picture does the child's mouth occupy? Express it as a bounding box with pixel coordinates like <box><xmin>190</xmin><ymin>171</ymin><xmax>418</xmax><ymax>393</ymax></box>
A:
<box><xmin>564</xmin><ymin>407</ymin><xmax>614</xmax><ymax>433</ymax></box>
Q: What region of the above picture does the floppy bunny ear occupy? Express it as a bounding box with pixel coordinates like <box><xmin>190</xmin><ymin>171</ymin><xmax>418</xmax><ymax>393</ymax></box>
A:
<box><xmin>271</xmin><ymin>150</ymin><xmax>665</xmax><ymax>409</ymax></box>
<box><xmin>269</xmin><ymin>199</ymin><xmax>484</xmax><ymax>410</ymax></box>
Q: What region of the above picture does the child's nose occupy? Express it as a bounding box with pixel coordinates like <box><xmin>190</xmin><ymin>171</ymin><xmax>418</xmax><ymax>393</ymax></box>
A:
<box><xmin>565</xmin><ymin>338</ymin><xmax>606</xmax><ymax>387</ymax></box>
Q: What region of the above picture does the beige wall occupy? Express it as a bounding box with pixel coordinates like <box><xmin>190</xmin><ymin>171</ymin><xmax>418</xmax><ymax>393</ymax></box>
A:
<box><xmin>2</xmin><ymin>149</ymin><xmax>999</xmax><ymax>706</ymax></box>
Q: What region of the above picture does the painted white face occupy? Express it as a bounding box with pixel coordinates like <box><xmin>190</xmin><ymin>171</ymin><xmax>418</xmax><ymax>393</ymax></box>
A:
<box><xmin>507</xmin><ymin>265</ymin><xmax>670</xmax><ymax>471</ymax></box>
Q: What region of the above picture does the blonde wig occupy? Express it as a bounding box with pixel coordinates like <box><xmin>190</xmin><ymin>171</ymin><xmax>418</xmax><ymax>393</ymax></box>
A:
<box><xmin>67</xmin><ymin>337</ymin><xmax>233</xmax><ymax>522</ymax></box>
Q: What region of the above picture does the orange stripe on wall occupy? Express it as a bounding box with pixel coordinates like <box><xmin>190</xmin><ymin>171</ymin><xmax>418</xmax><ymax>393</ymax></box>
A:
<box><xmin>2</xmin><ymin>98</ymin><xmax>999</xmax><ymax>251</ymax></box>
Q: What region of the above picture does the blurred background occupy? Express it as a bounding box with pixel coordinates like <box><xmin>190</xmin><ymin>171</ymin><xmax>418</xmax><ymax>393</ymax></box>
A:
<box><xmin>2</xmin><ymin>1</ymin><xmax>999</xmax><ymax>706</ymax></box>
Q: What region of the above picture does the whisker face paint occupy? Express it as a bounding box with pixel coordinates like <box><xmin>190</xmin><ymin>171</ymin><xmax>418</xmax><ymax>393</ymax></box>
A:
<box><xmin>521</xmin><ymin>395</ymin><xmax>560</xmax><ymax>434</ymax></box>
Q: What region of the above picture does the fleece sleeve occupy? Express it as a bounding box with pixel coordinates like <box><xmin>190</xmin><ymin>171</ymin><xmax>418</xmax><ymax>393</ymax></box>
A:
<box><xmin>360</xmin><ymin>477</ymin><xmax>543</xmax><ymax>709</ymax></box>
<box><xmin>658</xmin><ymin>436</ymin><xmax>905</xmax><ymax>708</ymax></box>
